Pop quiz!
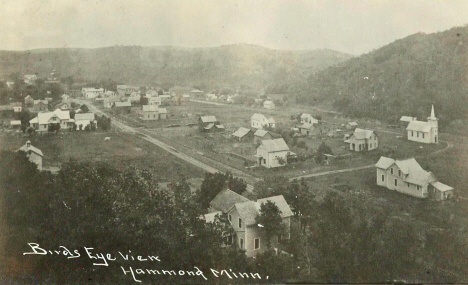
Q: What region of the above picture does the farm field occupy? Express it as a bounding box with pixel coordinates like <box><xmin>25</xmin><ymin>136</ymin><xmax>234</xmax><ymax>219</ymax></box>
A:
<box><xmin>0</xmin><ymin>130</ymin><xmax>204</xmax><ymax>181</ymax></box>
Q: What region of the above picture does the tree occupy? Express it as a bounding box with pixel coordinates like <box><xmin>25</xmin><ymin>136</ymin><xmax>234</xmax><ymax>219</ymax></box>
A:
<box><xmin>255</xmin><ymin>201</ymin><xmax>285</xmax><ymax>249</ymax></box>
<box><xmin>79</xmin><ymin>104</ymin><xmax>89</xmax><ymax>113</ymax></box>
<box><xmin>286</xmin><ymin>179</ymin><xmax>316</xmax><ymax>232</ymax></box>
<box><xmin>197</xmin><ymin>172</ymin><xmax>247</xmax><ymax>209</ymax></box>
<box><xmin>315</xmin><ymin>142</ymin><xmax>332</xmax><ymax>163</ymax></box>
<box><xmin>140</xmin><ymin>96</ymin><xmax>148</xmax><ymax>105</ymax></box>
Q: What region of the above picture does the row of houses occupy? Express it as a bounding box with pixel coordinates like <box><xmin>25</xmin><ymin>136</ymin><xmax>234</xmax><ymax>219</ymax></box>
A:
<box><xmin>29</xmin><ymin>109</ymin><xmax>96</xmax><ymax>132</ymax></box>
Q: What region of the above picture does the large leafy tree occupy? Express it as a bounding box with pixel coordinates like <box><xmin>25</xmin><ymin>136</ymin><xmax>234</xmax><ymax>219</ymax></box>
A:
<box><xmin>255</xmin><ymin>201</ymin><xmax>284</xmax><ymax>249</ymax></box>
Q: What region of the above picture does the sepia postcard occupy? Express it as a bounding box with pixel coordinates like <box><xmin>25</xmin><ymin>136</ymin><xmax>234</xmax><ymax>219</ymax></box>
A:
<box><xmin>1</xmin><ymin>0</ymin><xmax>468</xmax><ymax>284</ymax></box>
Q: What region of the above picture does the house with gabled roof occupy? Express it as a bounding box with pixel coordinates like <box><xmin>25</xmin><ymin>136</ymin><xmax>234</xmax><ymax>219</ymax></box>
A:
<box><xmin>204</xmin><ymin>189</ymin><xmax>293</xmax><ymax>257</ymax></box>
<box><xmin>112</xmin><ymin>101</ymin><xmax>132</xmax><ymax>114</ymax></box>
<box><xmin>251</xmin><ymin>113</ymin><xmax>275</xmax><ymax>129</ymax></box>
<box><xmin>29</xmin><ymin>109</ymin><xmax>72</xmax><ymax>132</ymax></box>
<box><xmin>17</xmin><ymin>141</ymin><xmax>43</xmax><ymax>170</ymax></box>
<box><xmin>345</xmin><ymin>128</ymin><xmax>378</xmax><ymax>151</ymax></box>
<box><xmin>255</xmin><ymin>138</ymin><xmax>292</xmax><ymax>168</ymax></box>
<box><xmin>263</xmin><ymin>100</ymin><xmax>275</xmax><ymax>110</ymax></box>
<box><xmin>297</xmin><ymin>122</ymin><xmax>319</xmax><ymax>136</ymax></box>
<box><xmin>253</xmin><ymin>129</ymin><xmax>272</xmax><ymax>144</ymax></box>
<box><xmin>375</xmin><ymin>156</ymin><xmax>453</xmax><ymax>200</ymax></box>
<box><xmin>74</xmin><ymin>113</ymin><xmax>96</xmax><ymax>130</ymax></box>
<box><xmin>232</xmin><ymin>127</ymin><xmax>253</xmax><ymax>142</ymax></box>
<box><xmin>198</xmin><ymin>115</ymin><xmax>224</xmax><ymax>132</ymax></box>
<box><xmin>346</xmin><ymin>121</ymin><xmax>358</xmax><ymax>130</ymax></box>
<box><xmin>300</xmin><ymin>113</ymin><xmax>319</xmax><ymax>125</ymax></box>
<box><xmin>81</xmin><ymin>87</ymin><xmax>104</xmax><ymax>99</ymax></box>
<box><xmin>406</xmin><ymin>104</ymin><xmax>438</xmax><ymax>144</ymax></box>
<box><xmin>33</xmin><ymin>100</ymin><xmax>49</xmax><ymax>112</ymax></box>
<box><xmin>24</xmin><ymin>95</ymin><xmax>34</xmax><ymax>107</ymax></box>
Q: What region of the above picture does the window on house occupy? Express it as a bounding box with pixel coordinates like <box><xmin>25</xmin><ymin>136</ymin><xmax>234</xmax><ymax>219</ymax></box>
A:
<box><xmin>398</xmin><ymin>170</ymin><xmax>401</xmax><ymax>176</ymax></box>
<box><xmin>417</xmin><ymin>132</ymin><xmax>419</xmax><ymax>138</ymax></box>
<box><xmin>391</xmin><ymin>168</ymin><xmax>394</xmax><ymax>175</ymax></box>
<box><xmin>412</xmin><ymin>131</ymin><xmax>414</xmax><ymax>137</ymax></box>
<box><xmin>417</xmin><ymin>186</ymin><xmax>421</xmax><ymax>191</ymax></box>
<box><xmin>238</xmin><ymin>218</ymin><xmax>242</xmax><ymax>228</ymax></box>
<box><xmin>228</xmin><ymin>214</ymin><xmax>232</xmax><ymax>222</ymax></box>
<box><xmin>407</xmin><ymin>183</ymin><xmax>410</xmax><ymax>187</ymax></box>
<box><xmin>394</xmin><ymin>179</ymin><xmax>398</xmax><ymax>186</ymax></box>
<box><xmin>422</xmin><ymin>133</ymin><xmax>425</xmax><ymax>139</ymax></box>
<box><xmin>254</xmin><ymin>238</ymin><xmax>260</xmax><ymax>250</ymax></box>
<box><xmin>381</xmin><ymin>175</ymin><xmax>385</xmax><ymax>182</ymax></box>
<box><xmin>239</xmin><ymin>238</ymin><xmax>244</xmax><ymax>249</ymax></box>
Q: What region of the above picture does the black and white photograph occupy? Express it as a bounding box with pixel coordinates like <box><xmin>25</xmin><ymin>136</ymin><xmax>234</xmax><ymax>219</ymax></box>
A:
<box><xmin>1</xmin><ymin>0</ymin><xmax>468</xmax><ymax>284</ymax></box>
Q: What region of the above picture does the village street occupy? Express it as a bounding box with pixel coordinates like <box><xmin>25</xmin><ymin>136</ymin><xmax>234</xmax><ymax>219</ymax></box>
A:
<box><xmin>79</xmin><ymin>100</ymin><xmax>261</xmax><ymax>186</ymax></box>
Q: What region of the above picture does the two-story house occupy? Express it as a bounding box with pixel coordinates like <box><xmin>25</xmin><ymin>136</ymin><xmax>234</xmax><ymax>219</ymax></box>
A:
<box><xmin>406</xmin><ymin>104</ymin><xmax>438</xmax><ymax>144</ymax></box>
<box><xmin>81</xmin><ymin>88</ymin><xmax>104</xmax><ymax>99</ymax></box>
<box><xmin>345</xmin><ymin>128</ymin><xmax>379</xmax><ymax>151</ymax></box>
<box><xmin>375</xmin><ymin>156</ymin><xmax>453</xmax><ymax>200</ymax></box>
<box><xmin>251</xmin><ymin>113</ymin><xmax>275</xmax><ymax>129</ymax></box>
<box><xmin>205</xmin><ymin>189</ymin><xmax>293</xmax><ymax>257</ymax></box>
<box><xmin>33</xmin><ymin>100</ymin><xmax>49</xmax><ymax>112</ymax></box>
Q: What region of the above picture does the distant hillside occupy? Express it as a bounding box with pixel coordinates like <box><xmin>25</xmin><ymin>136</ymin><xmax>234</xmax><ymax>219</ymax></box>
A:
<box><xmin>298</xmin><ymin>25</ymin><xmax>468</xmax><ymax>124</ymax></box>
<box><xmin>0</xmin><ymin>44</ymin><xmax>351</xmax><ymax>91</ymax></box>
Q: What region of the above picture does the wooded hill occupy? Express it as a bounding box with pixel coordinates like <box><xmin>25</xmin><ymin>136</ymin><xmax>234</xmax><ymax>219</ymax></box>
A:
<box><xmin>0</xmin><ymin>44</ymin><xmax>351</xmax><ymax>91</ymax></box>
<box><xmin>298</xmin><ymin>25</ymin><xmax>468</xmax><ymax>125</ymax></box>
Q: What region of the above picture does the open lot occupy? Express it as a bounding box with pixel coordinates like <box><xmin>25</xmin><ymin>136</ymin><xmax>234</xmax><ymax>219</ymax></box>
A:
<box><xmin>0</xmin><ymin>130</ymin><xmax>204</xmax><ymax>181</ymax></box>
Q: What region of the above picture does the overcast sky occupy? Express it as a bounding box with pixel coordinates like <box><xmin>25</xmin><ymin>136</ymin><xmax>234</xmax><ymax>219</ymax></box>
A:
<box><xmin>1</xmin><ymin>0</ymin><xmax>468</xmax><ymax>55</ymax></box>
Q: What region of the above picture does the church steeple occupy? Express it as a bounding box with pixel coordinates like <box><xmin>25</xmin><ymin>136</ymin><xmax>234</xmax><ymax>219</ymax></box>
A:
<box><xmin>428</xmin><ymin>104</ymin><xmax>438</xmax><ymax>121</ymax></box>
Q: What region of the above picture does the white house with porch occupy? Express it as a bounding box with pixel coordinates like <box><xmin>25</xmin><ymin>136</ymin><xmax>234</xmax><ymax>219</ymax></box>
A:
<box><xmin>29</xmin><ymin>109</ymin><xmax>72</xmax><ymax>132</ymax></box>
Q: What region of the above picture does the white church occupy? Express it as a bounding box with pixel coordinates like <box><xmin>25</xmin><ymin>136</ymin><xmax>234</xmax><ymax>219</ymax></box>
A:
<box><xmin>406</xmin><ymin>104</ymin><xmax>438</xmax><ymax>144</ymax></box>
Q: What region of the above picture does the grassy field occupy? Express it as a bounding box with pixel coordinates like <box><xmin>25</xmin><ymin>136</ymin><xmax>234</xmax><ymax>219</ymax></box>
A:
<box><xmin>0</xmin><ymin>130</ymin><xmax>204</xmax><ymax>181</ymax></box>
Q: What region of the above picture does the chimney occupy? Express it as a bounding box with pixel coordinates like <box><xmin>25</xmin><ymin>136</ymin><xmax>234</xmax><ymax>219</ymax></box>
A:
<box><xmin>26</xmin><ymin>140</ymin><xmax>31</xmax><ymax>148</ymax></box>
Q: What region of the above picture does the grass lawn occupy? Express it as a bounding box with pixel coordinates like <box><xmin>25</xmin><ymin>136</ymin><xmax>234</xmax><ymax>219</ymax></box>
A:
<box><xmin>0</xmin><ymin>130</ymin><xmax>204</xmax><ymax>181</ymax></box>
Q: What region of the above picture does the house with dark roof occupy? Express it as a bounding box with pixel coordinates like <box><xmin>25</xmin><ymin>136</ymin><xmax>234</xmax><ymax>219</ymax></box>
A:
<box><xmin>232</xmin><ymin>127</ymin><xmax>253</xmax><ymax>142</ymax></box>
<box><xmin>17</xmin><ymin>141</ymin><xmax>43</xmax><ymax>170</ymax></box>
<box><xmin>345</xmin><ymin>128</ymin><xmax>378</xmax><ymax>151</ymax></box>
<box><xmin>205</xmin><ymin>189</ymin><xmax>293</xmax><ymax>257</ymax></box>
<box><xmin>375</xmin><ymin>156</ymin><xmax>453</xmax><ymax>200</ymax></box>
<box><xmin>406</xmin><ymin>105</ymin><xmax>438</xmax><ymax>144</ymax></box>
<box><xmin>255</xmin><ymin>138</ymin><xmax>292</xmax><ymax>168</ymax></box>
